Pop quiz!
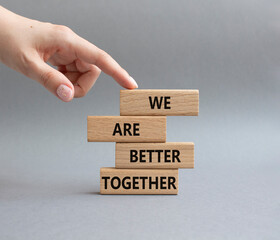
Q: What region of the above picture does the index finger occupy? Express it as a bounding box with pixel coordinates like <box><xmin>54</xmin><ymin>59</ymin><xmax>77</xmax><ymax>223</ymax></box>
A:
<box><xmin>73</xmin><ymin>35</ymin><xmax>138</xmax><ymax>89</ymax></box>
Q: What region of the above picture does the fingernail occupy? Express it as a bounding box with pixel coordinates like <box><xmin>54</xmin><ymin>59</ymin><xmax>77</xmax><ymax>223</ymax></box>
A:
<box><xmin>56</xmin><ymin>84</ymin><xmax>73</xmax><ymax>102</ymax></box>
<box><xmin>130</xmin><ymin>76</ymin><xmax>138</xmax><ymax>88</ymax></box>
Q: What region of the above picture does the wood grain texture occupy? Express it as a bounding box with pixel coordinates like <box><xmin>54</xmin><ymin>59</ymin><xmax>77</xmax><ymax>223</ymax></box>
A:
<box><xmin>120</xmin><ymin>89</ymin><xmax>199</xmax><ymax>116</ymax></box>
<box><xmin>100</xmin><ymin>167</ymin><xmax>178</xmax><ymax>195</ymax></box>
<box><xmin>115</xmin><ymin>142</ymin><xmax>194</xmax><ymax>169</ymax></box>
<box><xmin>87</xmin><ymin>116</ymin><xmax>166</xmax><ymax>142</ymax></box>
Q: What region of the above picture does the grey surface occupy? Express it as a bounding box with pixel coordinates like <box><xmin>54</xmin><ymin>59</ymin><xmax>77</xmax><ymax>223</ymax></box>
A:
<box><xmin>0</xmin><ymin>0</ymin><xmax>279</xmax><ymax>239</ymax></box>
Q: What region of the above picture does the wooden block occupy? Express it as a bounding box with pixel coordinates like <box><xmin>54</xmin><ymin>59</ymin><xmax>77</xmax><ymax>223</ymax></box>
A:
<box><xmin>87</xmin><ymin>116</ymin><xmax>166</xmax><ymax>142</ymax></box>
<box><xmin>120</xmin><ymin>89</ymin><xmax>199</xmax><ymax>116</ymax></box>
<box><xmin>100</xmin><ymin>167</ymin><xmax>178</xmax><ymax>195</ymax></box>
<box><xmin>115</xmin><ymin>142</ymin><xmax>194</xmax><ymax>169</ymax></box>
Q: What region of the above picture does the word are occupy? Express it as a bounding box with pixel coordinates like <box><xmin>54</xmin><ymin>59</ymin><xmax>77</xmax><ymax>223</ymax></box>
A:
<box><xmin>102</xmin><ymin>176</ymin><xmax>177</xmax><ymax>190</ymax></box>
<box><xmin>149</xmin><ymin>96</ymin><xmax>171</xmax><ymax>109</ymax></box>
<box><xmin>130</xmin><ymin>149</ymin><xmax>181</xmax><ymax>163</ymax></box>
<box><xmin>113</xmin><ymin>123</ymin><xmax>140</xmax><ymax>136</ymax></box>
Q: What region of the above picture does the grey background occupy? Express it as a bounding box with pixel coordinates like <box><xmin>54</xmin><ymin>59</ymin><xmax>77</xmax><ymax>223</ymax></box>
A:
<box><xmin>0</xmin><ymin>0</ymin><xmax>279</xmax><ymax>239</ymax></box>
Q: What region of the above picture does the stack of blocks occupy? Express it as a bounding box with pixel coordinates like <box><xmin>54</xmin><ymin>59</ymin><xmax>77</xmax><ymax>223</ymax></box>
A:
<box><xmin>87</xmin><ymin>89</ymin><xmax>199</xmax><ymax>194</ymax></box>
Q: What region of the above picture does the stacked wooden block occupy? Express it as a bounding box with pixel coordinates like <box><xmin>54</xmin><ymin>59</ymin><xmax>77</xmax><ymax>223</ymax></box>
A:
<box><xmin>87</xmin><ymin>90</ymin><xmax>199</xmax><ymax>194</ymax></box>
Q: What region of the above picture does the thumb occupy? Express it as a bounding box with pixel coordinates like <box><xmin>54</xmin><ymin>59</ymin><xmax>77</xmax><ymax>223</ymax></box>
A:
<box><xmin>30</xmin><ymin>60</ymin><xmax>74</xmax><ymax>102</ymax></box>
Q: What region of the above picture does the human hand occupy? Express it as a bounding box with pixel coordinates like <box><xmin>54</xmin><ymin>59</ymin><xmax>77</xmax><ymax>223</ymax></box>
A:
<box><xmin>0</xmin><ymin>6</ymin><xmax>138</xmax><ymax>102</ymax></box>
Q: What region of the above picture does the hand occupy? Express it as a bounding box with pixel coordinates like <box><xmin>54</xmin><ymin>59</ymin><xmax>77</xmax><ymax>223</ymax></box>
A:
<box><xmin>0</xmin><ymin>6</ymin><xmax>138</xmax><ymax>102</ymax></box>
